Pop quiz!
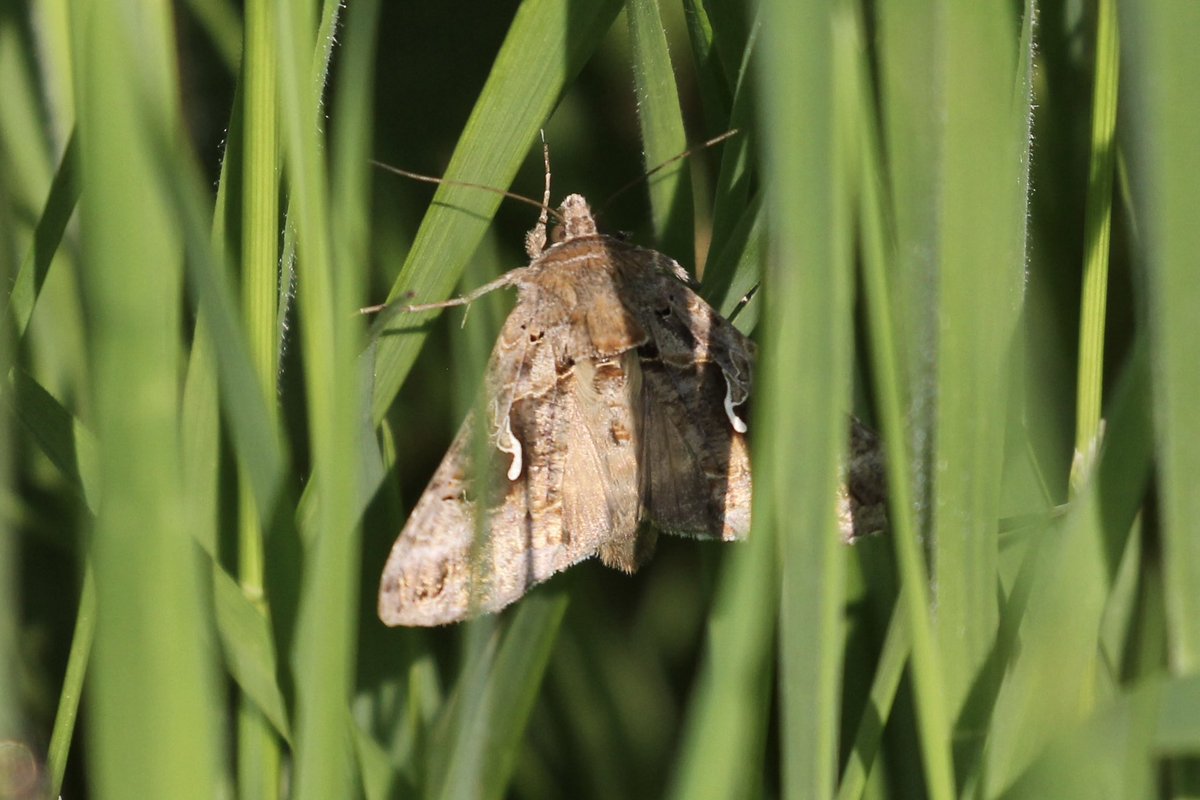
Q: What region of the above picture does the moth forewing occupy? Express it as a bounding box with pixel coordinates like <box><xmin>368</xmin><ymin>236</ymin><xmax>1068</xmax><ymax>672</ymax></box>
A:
<box><xmin>380</xmin><ymin>193</ymin><xmax>761</xmax><ymax>626</ymax></box>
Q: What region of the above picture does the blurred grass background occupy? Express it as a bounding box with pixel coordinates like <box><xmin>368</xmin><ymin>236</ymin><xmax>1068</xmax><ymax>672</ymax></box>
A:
<box><xmin>1</xmin><ymin>0</ymin><xmax>1199</xmax><ymax>798</ymax></box>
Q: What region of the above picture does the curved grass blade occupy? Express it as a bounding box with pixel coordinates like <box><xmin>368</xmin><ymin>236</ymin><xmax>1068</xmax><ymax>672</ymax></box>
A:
<box><xmin>369</xmin><ymin>0</ymin><xmax>624</xmax><ymax>422</ymax></box>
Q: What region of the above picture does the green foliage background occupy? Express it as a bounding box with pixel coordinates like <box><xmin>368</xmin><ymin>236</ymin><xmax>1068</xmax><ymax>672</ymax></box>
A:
<box><xmin>1</xmin><ymin>0</ymin><xmax>1199</xmax><ymax>798</ymax></box>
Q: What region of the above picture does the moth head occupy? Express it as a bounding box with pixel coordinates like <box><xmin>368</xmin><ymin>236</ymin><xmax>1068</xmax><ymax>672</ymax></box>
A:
<box><xmin>550</xmin><ymin>193</ymin><xmax>598</xmax><ymax>243</ymax></box>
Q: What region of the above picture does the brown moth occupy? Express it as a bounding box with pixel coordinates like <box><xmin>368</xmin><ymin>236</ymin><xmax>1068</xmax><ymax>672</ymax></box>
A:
<box><xmin>378</xmin><ymin>190</ymin><xmax>884</xmax><ymax>626</ymax></box>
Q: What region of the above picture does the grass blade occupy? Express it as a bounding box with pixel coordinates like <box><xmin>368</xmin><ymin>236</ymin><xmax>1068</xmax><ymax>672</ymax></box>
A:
<box><xmin>1121</xmin><ymin>0</ymin><xmax>1200</xmax><ymax>677</ymax></box>
<box><xmin>984</xmin><ymin>336</ymin><xmax>1153</xmax><ymax>794</ymax></box>
<box><xmin>369</xmin><ymin>0</ymin><xmax>624</xmax><ymax>422</ymax></box>
<box><xmin>1071</xmin><ymin>0</ymin><xmax>1119</xmax><ymax>485</ymax></box>
<box><xmin>758</xmin><ymin>0</ymin><xmax>850</xmax><ymax>795</ymax></box>
<box><xmin>627</xmin><ymin>0</ymin><xmax>693</xmax><ymax>265</ymax></box>
<box><xmin>431</xmin><ymin>596</ymin><xmax>568</xmax><ymax>800</ymax></box>
<box><xmin>5</xmin><ymin>132</ymin><xmax>78</xmax><ymax>341</ymax></box>
<box><xmin>72</xmin><ymin>1</ymin><xmax>223</xmax><ymax>796</ymax></box>
<box><xmin>665</xmin><ymin>520</ymin><xmax>778</xmax><ymax>800</ymax></box>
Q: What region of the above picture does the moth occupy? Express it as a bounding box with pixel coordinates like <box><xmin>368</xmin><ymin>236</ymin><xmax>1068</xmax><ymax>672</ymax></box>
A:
<box><xmin>378</xmin><ymin>187</ymin><xmax>885</xmax><ymax>627</ymax></box>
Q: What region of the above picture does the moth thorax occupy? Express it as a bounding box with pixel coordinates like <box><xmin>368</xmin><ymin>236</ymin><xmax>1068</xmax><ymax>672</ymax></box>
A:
<box><xmin>556</xmin><ymin>194</ymin><xmax>598</xmax><ymax>242</ymax></box>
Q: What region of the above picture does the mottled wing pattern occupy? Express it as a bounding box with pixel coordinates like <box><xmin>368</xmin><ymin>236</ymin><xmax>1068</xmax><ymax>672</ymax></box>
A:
<box><xmin>379</xmin><ymin>249</ymin><xmax>653</xmax><ymax>626</ymax></box>
<box><xmin>380</xmin><ymin>193</ymin><xmax>887</xmax><ymax>627</ymax></box>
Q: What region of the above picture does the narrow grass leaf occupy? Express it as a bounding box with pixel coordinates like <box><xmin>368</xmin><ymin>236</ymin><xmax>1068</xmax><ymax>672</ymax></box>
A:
<box><xmin>369</xmin><ymin>0</ymin><xmax>624</xmax><ymax>422</ymax></box>
<box><xmin>430</xmin><ymin>596</ymin><xmax>568</xmax><ymax>800</ymax></box>
<box><xmin>758</xmin><ymin>0</ymin><xmax>850</xmax><ymax>796</ymax></box>
<box><xmin>835</xmin><ymin>606</ymin><xmax>910</xmax><ymax>800</ymax></box>
<box><xmin>701</xmin><ymin>191</ymin><xmax>762</xmax><ymax>321</ymax></box>
<box><xmin>984</xmin><ymin>336</ymin><xmax>1153</xmax><ymax>794</ymax></box>
<box><xmin>933</xmin><ymin>4</ymin><xmax>1025</xmax><ymax>735</ymax></box>
<box><xmin>7</xmin><ymin>369</ymin><xmax>99</xmax><ymax>513</ymax></box>
<box><xmin>1071</xmin><ymin>0</ymin><xmax>1119</xmax><ymax>480</ymax></box>
<box><xmin>705</xmin><ymin>25</ymin><xmax>758</xmax><ymax>282</ymax></box>
<box><xmin>680</xmin><ymin>0</ymin><xmax>732</xmax><ymax>135</ymax></box>
<box><xmin>43</xmin><ymin>567</ymin><xmax>95</xmax><ymax>798</ymax></box>
<box><xmin>212</xmin><ymin>562</ymin><xmax>292</xmax><ymax>741</ymax></box>
<box><xmin>1121</xmin><ymin>0</ymin><xmax>1200</xmax><ymax>675</ymax></box>
<box><xmin>626</xmin><ymin>0</ymin><xmax>693</xmax><ymax>265</ymax></box>
<box><xmin>1000</xmin><ymin>679</ymin><xmax>1161</xmax><ymax>800</ymax></box>
<box><xmin>1155</xmin><ymin>674</ymin><xmax>1200</xmax><ymax>755</ymax></box>
<box><xmin>5</xmin><ymin>131</ymin><xmax>78</xmax><ymax>341</ymax></box>
<box><xmin>236</xmin><ymin>0</ymin><xmax>285</xmax><ymax>789</ymax></box>
<box><xmin>665</xmin><ymin>526</ymin><xmax>777</xmax><ymax>800</ymax></box>
<box><xmin>72</xmin><ymin>1</ymin><xmax>222</xmax><ymax>796</ymax></box>
<box><xmin>159</xmin><ymin>138</ymin><xmax>289</xmax><ymax>530</ymax></box>
<box><xmin>275</xmin><ymin>1</ymin><xmax>364</xmax><ymax>796</ymax></box>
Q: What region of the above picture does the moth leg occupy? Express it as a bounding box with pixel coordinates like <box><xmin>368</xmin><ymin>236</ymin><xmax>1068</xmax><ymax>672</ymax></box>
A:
<box><xmin>359</xmin><ymin>271</ymin><xmax>520</xmax><ymax>317</ymax></box>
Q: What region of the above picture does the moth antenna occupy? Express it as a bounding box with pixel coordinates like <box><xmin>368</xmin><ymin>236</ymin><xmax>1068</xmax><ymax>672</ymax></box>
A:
<box><xmin>371</xmin><ymin>160</ymin><xmax>560</xmax><ymax>224</ymax></box>
<box><xmin>538</xmin><ymin>131</ymin><xmax>552</xmax><ymax>233</ymax></box>
<box><xmin>525</xmin><ymin>131</ymin><xmax>554</xmax><ymax>258</ymax></box>
<box><xmin>598</xmin><ymin>129</ymin><xmax>741</xmax><ymax>217</ymax></box>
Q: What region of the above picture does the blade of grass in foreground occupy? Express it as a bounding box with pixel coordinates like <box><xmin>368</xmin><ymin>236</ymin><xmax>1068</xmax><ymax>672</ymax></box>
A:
<box><xmin>275</xmin><ymin>1</ymin><xmax>363</xmax><ymax>798</ymax></box>
<box><xmin>1123</xmin><ymin>2</ymin><xmax>1200</xmax><ymax>789</ymax></box>
<box><xmin>665</xmin><ymin>508</ymin><xmax>777</xmax><ymax>800</ymax></box>
<box><xmin>1122</xmin><ymin>0</ymin><xmax>1200</xmax><ymax>678</ymax></box>
<box><xmin>72</xmin><ymin>1</ymin><xmax>222</xmax><ymax>796</ymax></box>
<box><xmin>933</xmin><ymin>3</ymin><xmax>1026</xmax><ymax>742</ymax></box>
<box><xmin>758</xmin><ymin>0</ymin><xmax>850</xmax><ymax>796</ymax></box>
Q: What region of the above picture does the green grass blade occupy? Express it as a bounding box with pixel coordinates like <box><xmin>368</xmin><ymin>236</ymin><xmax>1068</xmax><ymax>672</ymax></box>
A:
<box><xmin>160</xmin><ymin>135</ymin><xmax>289</xmax><ymax>530</ymax></box>
<box><xmin>984</xmin><ymin>335</ymin><xmax>1153</xmax><ymax>794</ymax></box>
<box><xmin>236</xmin><ymin>0</ymin><xmax>284</xmax><ymax>790</ymax></box>
<box><xmin>430</xmin><ymin>596</ymin><xmax>568</xmax><ymax>800</ymax></box>
<box><xmin>1155</xmin><ymin>675</ymin><xmax>1200</xmax><ymax>755</ymax></box>
<box><xmin>836</xmin><ymin>604</ymin><xmax>909</xmax><ymax>800</ymax></box>
<box><xmin>758</xmin><ymin>0</ymin><xmax>849</xmax><ymax>796</ymax></box>
<box><xmin>275</xmin><ymin>0</ymin><xmax>364</xmax><ymax>796</ymax></box>
<box><xmin>626</xmin><ymin>0</ymin><xmax>693</xmax><ymax>265</ymax></box>
<box><xmin>665</xmin><ymin>520</ymin><xmax>778</xmax><ymax>800</ymax></box>
<box><xmin>43</xmin><ymin>566</ymin><xmax>95</xmax><ymax>798</ymax></box>
<box><xmin>1121</xmin><ymin>0</ymin><xmax>1200</xmax><ymax>677</ymax></box>
<box><xmin>183</xmin><ymin>0</ymin><xmax>243</xmax><ymax>71</ymax></box>
<box><xmin>5</xmin><ymin>131</ymin><xmax>78</xmax><ymax>341</ymax></box>
<box><xmin>212</xmin><ymin>562</ymin><xmax>292</xmax><ymax>741</ymax></box>
<box><xmin>1001</xmin><ymin>678</ymin><xmax>1161</xmax><ymax>799</ymax></box>
<box><xmin>705</xmin><ymin>21</ymin><xmax>758</xmax><ymax>283</ymax></box>
<box><xmin>933</xmin><ymin>4</ymin><xmax>1026</xmax><ymax>737</ymax></box>
<box><xmin>702</xmin><ymin>191</ymin><xmax>763</xmax><ymax>322</ymax></box>
<box><xmin>71</xmin><ymin>1</ymin><xmax>223</xmax><ymax>796</ymax></box>
<box><xmin>1071</xmin><ymin>0</ymin><xmax>1119</xmax><ymax>487</ymax></box>
<box><xmin>680</xmin><ymin>0</ymin><xmax>732</xmax><ymax>135</ymax></box>
<box><xmin>7</xmin><ymin>369</ymin><xmax>99</xmax><ymax>512</ymax></box>
<box><xmin>369</xmin><ymin>0</ymin><xmax>623</xmax><ymax>423</ymax></box>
